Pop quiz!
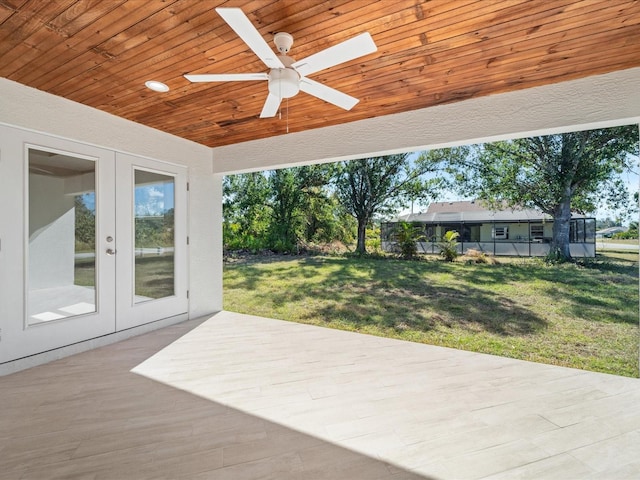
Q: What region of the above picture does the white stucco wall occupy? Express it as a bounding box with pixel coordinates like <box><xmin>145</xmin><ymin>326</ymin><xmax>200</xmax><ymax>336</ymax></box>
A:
<box><xmin>211</xmin><ymin>67</ymin><xmax>640</xmax><ymax>174</ymax></box>
<box><xmin>0</xmin><ymin>78</ymin><xmax>221</xmax><ymax>320</ymax></box>
<box><xmin>28</xmin><ymin>173</ymin><xmax>75</xmax><ymax>289</ymax></box>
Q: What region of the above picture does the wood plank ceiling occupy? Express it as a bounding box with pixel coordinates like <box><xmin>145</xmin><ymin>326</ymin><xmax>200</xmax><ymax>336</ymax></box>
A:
<box><xmin>1</xmin><ymin>1</ymin><xmax>639</xmax><ymax>148</ymax></box>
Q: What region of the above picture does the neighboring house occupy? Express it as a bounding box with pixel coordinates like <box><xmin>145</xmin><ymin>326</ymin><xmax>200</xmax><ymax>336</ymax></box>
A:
<box><xmin>381</xmin><ymin>201</ymin><xmax>596</xmax><ymax>257</ymax></box>
<box><xmin>596</xmin><ymin>226</ymin><xmax>627</xmax><ymax>238</ymax></box>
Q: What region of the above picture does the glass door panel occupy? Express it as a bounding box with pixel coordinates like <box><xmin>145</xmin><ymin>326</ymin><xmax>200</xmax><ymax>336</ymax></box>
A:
<box><xmin>115</xmin><ymin>153</ymin><xmax>188</xmax><ymax>331</ymax></box>
<box><xmin>134</xmin><ymin>170</ymin><xmax>176</xmax><ymax>303</ymax></box>
<box><xmin>28</xmin><ymin>148</ymin><xmax>97</xmax><ymax>324</ymax></box>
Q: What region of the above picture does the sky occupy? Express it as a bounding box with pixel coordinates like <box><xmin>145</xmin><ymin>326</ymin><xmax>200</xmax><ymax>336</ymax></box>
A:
<box><xmin>135</xmin><ymin>182</ymin><xmax>174</xmax><ymax>216</ymax></box>
<box><xmin>78</xmin><ymin>182</ymin><xmax>175</xmax><ymax>216</ymax></box>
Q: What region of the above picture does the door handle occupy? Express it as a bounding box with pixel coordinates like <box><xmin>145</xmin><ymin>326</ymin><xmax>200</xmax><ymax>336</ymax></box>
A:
<box><xmin>106</xmin><ymin>248</ymin><xmax>116</xmax><ymax>256</ymax></box>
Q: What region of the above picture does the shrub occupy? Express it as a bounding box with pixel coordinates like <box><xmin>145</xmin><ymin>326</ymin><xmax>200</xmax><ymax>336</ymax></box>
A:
<box><xmin>393</xmin><ymin>221</ymin><xmax>425</xmax><ymax>260</ymax></box>
<box><xmin>464</xmin><ymin>248</ymin><xmax>493</xmax><ymax>264</ymax></box>
<box><xmin>366</xmin><ymin>225</ymin><xmax>382</xmax><ymax>253</ymax></box>
<box><xmin>613</xmin><ymin>229</ymin><xmax>638</xmax><ymax>240</ymax></box>
<box><xmin>545</xmin><ymin>247</ymin><xmax>570</xmax><ymax>264</ymax></box>
<box><xmin>438</xmin><ymin>230</ymin><xmax>460</xmax><ymax>262</ymax></box>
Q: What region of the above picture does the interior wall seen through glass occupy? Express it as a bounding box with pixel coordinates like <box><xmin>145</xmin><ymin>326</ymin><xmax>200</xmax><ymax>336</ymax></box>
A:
<box><xmin>28</xmin><ymin>148</ymin><xmax>96</xmax><ymax>324</ymax></box>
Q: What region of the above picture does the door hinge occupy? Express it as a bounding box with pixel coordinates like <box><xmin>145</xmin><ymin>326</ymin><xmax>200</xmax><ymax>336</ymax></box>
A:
<box><xmin>186</xmin><ymin>182</ymin><xmax>190</xmax><ymax>191</ymax></box>
<box><xmin>186</xmin><ymin>236</ymin><xmax>189</xmax><ymax>245</ymax></box>
<box><xmin>186</xmin><ymin>290</ymin><xmax>189</xmax><ymax>299</ymax></box>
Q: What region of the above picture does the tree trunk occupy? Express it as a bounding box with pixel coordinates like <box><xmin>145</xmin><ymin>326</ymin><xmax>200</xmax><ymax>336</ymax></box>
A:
<box><xmin>550</xmin><ymin>197</ymin><xmax>573</xmax><ymax>261</ymax></box>
<box><xmin>356</xmin><ymin>218</ymin><xmax>368</xmax><ymax>254</ymax></box>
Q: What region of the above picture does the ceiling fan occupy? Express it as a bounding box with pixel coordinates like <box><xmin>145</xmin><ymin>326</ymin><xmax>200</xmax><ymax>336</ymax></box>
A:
<box><xmin>184</xmin><ymin>7</ymin><xmax>377</xmax><ymax>118</ymax></box>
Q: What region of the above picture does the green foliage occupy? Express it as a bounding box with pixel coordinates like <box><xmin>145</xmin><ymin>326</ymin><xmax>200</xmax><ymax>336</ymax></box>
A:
<box><xmin>224</xmin><ymin>222</ymin><xmax>268</xmax><ymax>252</ymax></box>
<box><xmin>297</xmin><ymin>166</ymin><xmax>351</xmax><ymax>245</ymax></box>
<box><xmin>223</xmin><ymin>165</ymin><xmax>343</xmax><ymax>253</ymax></box>
<box><xmin>365</xmin><ymin>225</ymin><xmax>382</xmax><ymax>253</ymax></box>
<box><xmin>612</xmin><ymin>221</ymin><xmax>638</xmax><ymax>239</ymax></box>
<box><xmin>267</xmin><ymin>168</ymin><xmax>304</xmax><ymax>252</ymax></box>
<box><xmin>613</xmin><ymin>229</ymin><xmax>638</xmax><ymax>240</ymax></box>
<box><xmin>74</xmin><ymin>195</ymin><xmax>95</xmax><ymax>252</ymax></box>
<box><xmin>223</xmin><ymin>172</ymin><xmax>271</xmax><ymax>251</ymax></box>
<box><xmin>544</xmin><ymin>246</ymin><xmax>571</xmax><ymax>265</ymax></box>
<box><xmin>134</xmin><ymin>208</ymin><xmax>174</xmax><ymax>248</ymax></box>
<box><xmin>438</xmin><ymin>230</ymin><xmax>460</xmax><ymax>262</ymax></box>
<box><xmin>267</xmin><ymin>165</ymin><xmax>337</xmax><ymax>253</ymax></box>
<box><xmin>393</xmin><ymin>221</ymin><xmax>425</xmax><ymax>259</ymax></box>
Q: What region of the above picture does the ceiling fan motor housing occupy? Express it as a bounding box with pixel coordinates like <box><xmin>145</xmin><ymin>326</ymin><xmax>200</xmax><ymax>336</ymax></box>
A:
<box><xmin>273</xmin><ymin>32</ymin><xmax>294</xmax><ymax>53</ymax></box>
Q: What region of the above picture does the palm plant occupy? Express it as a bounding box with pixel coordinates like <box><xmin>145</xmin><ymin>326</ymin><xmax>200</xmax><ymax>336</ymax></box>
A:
<box><xmin>393</xmin><ymin>221</ymin><xmax>425</xmax><ymax>260</ymax></box>
<box><xmin>438</xmin><ymin>230</ymin><xmax>460</xmax><ymax>262</ymax></box>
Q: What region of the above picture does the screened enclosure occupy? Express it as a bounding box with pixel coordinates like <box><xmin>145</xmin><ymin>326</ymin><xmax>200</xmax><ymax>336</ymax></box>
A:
<box><xmin>381</xmin><ymin>217</ymin><xmax>596</xmax><ymax>257</ymax></box>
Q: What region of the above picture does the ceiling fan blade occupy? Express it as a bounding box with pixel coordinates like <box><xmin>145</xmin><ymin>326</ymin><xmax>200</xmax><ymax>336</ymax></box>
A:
<box><xmin>299</xmin><ymin>78</ymin><xmax>359</xmax><ymax>111</ymax></box>
<box><xmin>292</xmin><ymin>32</ymin><xmax>377</xmax><ymax>78</ymax></box>
<box><xmin>260</xmin><ymin>93</ymin><xmax>282</xmax><ymax>118</ymax></box>
<box><xmin>216</xmin><ymin>8</ymin><xmax>284</xmax><ymax>70</ymax></box>
<box><xmin>184</xmin><ymin>73</ymin><xmax>269</xmax><ymax>83</ymax></box>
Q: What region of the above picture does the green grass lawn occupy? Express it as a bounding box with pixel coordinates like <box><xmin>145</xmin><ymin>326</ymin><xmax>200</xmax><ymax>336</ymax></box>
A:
<box><xmin>134</xmin><ymin>254</ymin><xmax>175</xmax><ymax>299</ymax></box>
<box><xmin>74</xmin><ymin>257</ymin><xmax>96</xmax><ymax>287</ymax></box>
<box><xmin>598</xmin><ymin>238</ymin><xmax>639</xmax><ymax>245</ymax></box>
<box><xmin>75</xmin><ymin>254</ymin><xmax>175</xmax><ymax>299</ymax></box>
<box><xmin>224</xmin><ymin>253</ymin><xmax>639</xmax><ymax>377</ymax></box>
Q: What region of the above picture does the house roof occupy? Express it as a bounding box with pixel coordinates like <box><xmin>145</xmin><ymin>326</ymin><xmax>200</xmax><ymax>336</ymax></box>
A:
<box><xmin>1</xmin><ymin>2</ymin><xmax>639</xmax><ymax>149</ymax></box>
<box><xmin>390</xmin><ymin>200</ymin><xmax>588</xmax><ymax>223</ymax></box>
<box><xmin>596</xmin><ymin>226</ymin><xmax>627</xmax><ymax>235</ymax></box>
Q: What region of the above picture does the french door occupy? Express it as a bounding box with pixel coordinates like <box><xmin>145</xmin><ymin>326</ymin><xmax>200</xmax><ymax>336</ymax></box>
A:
<box><xmin>115</xmin><ymin>153</ymin><xmax>188</xmax><ymax>331</ymax></box>
<box><xmin>0</xmin><ymin>129</ymin><xmax>187</xmax><ymax>363</ymax></box>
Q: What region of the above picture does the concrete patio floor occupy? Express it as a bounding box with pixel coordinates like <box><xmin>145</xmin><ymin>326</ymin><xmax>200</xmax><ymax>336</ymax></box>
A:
<box><xmin>1</xmin><ymin>311</ymin><xmax>639</xmax><ymax>479</ymax></box>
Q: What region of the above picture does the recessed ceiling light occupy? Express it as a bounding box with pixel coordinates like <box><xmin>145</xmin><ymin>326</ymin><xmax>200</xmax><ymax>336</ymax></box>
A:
<box><xmin>145</xmin><ymin>80</ymin><xmax>169</xmax><ymax>92</ymax></box>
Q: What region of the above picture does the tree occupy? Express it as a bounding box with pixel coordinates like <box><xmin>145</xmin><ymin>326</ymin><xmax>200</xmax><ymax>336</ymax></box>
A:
<box><xmin>161</xmin><ymin>208</ymin><xmax>175</xmax><ymax>246</ymax></box>
<box><xmin>451</xmin><ymin>126</ymin><xmax>639</xmax><ymax>261</ymax></box>
<box><xmin>74</xmin><ymin>194</ymin><xmax>95</xmax><ymax>251</ymax></box>
<box><xmin>303</xmin><ymin>190</ymin><xmax>355</xmax><ymax>245</ymax></box>
<box><xmin>223</xmin><ymin>172</ymin><xmax>271</xmax><ymax>250</ymax></box>
<box><xmin>268</xmin><ymin>164</ymin><xmax>335</xmax><ymax>252</ymax></box>
<box><xmin>296</xmin><ymin>164</ymin><xmax>342</xmax><ymax>245</ymax></box>
<box><xmin>335</xmin><ymin>152</ymin><xmax>451</xmax><ymax>254</ymax></box>
<box><xmin>268</xmin><ymin>168</ymin><xmax>303</xmax><ymax>251</ymax></box>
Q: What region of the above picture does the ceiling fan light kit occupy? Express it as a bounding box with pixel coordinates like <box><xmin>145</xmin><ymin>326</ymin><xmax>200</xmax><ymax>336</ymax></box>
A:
<box><xmin>268</xmin><ymin>67</ymin><xmax>299</xmax><ymax>99</ymax></box>
<box><xmin>183</xmin><ymin>7</ymin><xmax>377</xmax><ymax>118</ymax></box>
